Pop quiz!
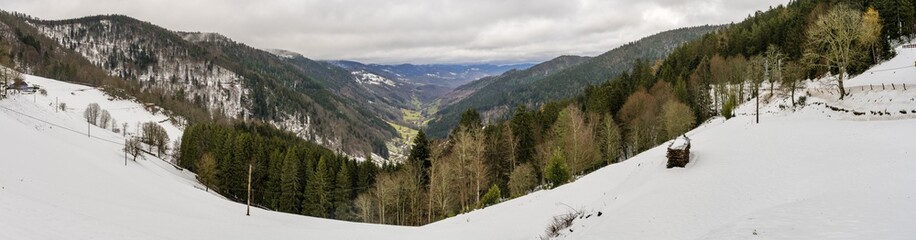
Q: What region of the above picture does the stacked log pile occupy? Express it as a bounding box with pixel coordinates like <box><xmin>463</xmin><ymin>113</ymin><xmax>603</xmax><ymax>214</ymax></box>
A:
<box><xmin>667</xmin><ymin>135</ymin><xmax>691</xmax><ymax>168</ymax></box>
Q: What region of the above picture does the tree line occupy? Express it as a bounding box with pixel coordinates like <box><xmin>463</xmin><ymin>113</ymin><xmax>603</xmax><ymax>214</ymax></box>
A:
<box><xmin>178</xmin><ymin>122</ymin><xmax>380</xmax><ymax>220</ymax></box>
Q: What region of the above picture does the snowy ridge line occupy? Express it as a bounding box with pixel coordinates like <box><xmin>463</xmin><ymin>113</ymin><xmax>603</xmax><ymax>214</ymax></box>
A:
<box><xmin>0</xmin><ymin>105</ymin><xmax>123</xmax><ymax>146</ymax></box>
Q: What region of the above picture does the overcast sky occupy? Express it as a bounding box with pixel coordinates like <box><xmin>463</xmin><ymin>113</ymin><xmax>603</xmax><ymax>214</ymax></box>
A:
<box><xmin>1</xmin><ymin>0</ymin><xmax>788</xmax><ymax>64</ymax></box>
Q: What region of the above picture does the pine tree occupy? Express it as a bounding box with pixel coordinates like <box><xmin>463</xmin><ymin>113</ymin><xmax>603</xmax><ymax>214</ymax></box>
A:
<box><xmin>458</xmin><ymin>108</ymin><xmax>481</xmax><ymax>130</ymax></box>
<box><xmin>303</xmin><ymin>155</ymin><xmax>331</xmax><ymax>217</ymax></box>
<box><xmin>407</xmin><ymin>130</ymin><xmax>431</xmax><ymax>186</ymax></box>
<box><xmin>279</xmin><ymin>148</ymin><xmax>300</xmax><ymax>213</ymax></box>
<box><xmin>511</xmin><ymin>106</ymin><xmax>535</xmax><ymax>166</ymax></box>
<box><xmin>265</xmin><ymin>149</ymin><xmax>283</xmax><ymax>210</ymax></box>
<box><xmin>334</xmin><ymin>160</ymin><xmax>353</xmax><ymax>219</ymax></box>
<box><xmin>543</xmin><ymin>148</ymin><xmax>570</xmax><ymax>189</ymax></box>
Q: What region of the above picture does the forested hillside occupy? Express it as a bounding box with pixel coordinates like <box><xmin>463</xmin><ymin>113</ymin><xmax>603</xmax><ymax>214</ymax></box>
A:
<box><xmin>427</xmin><ymin>25</ymin><xmax>720</xmax><ymax>138</ymax></box>
<box><xmin>0</xmin><ymin>12</ymin><xmax>396</xmax><ymax>158</ymax></box>
<box><xmin>267</xmin><ymin>50</ymin><xmax>414</xmax><ymax>127</ymax></box>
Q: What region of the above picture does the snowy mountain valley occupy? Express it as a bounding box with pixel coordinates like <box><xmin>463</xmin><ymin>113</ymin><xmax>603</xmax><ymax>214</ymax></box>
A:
<box><xmin>2</xmin><ymin>42</ymin><xmax>915</xmax><ymax>239</ymax></box>
<box><xmin>3</xmin><ymin>0</ymin><xmax>916</xmax><ymax>239</ymax></box>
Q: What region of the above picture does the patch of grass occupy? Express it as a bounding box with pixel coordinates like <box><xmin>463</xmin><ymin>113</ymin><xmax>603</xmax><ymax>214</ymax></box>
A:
<box><xmin>387</xmin><ymin>121</ymin><xmax>418</xmax><ymax>145</ymax></box>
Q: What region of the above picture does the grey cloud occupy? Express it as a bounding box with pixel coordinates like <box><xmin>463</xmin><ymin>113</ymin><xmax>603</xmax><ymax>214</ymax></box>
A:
<box><xmin>0</xmin><ymin>0</ymin><xmax>788</xmax><ymax>64</ymax></box>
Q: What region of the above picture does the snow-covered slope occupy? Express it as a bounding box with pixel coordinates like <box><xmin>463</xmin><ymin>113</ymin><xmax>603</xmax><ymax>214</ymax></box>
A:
<box><xmin>0</xmin><ymin>86</ymin><xmax>409</xmax><ymax>240</ymax></box>
<box><xmin>32</xmin><ymin>19</ymin><xmax>249</xmax><ymax>119</ymax></box>
<box><xmin>2</xmin><ymin>47</ymin><xmax>916</xmax><ymax>240</ymax></box>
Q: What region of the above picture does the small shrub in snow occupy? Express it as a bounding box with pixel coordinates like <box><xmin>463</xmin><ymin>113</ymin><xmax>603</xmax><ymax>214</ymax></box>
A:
<box><xmin>721</xmin><ymin>94</ymin><xmax>737</xmax><ymax>119</ymax></box>
<box><xmin>798</xmin><ymin>96</ymin><xmax>807</xmax><ymax>106</ymax></box>
<box><xmin>540</xmin><ymin>210</ymin><xmax>582</xmax><ymax>240</ymax></box>
<box><xmin>543</xmin><ymin>149</ymin><xmax>570</xmax><ymax>189</ymax></box>
<box><xmin>478</xmin><ymin>184</ymin><xmax>501</xmax><ymax>208</ymax></box>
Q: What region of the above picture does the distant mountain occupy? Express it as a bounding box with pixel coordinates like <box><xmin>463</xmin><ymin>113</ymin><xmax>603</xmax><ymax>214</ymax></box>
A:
<box><xmin>0</xmin><ymin>13</ymin><xmax>396</xmax><ymax>157</ymax></box>
<box><xmin>328</xmin><ymin>61</ymin><xmax>534</xmax><ymax>90</ymax></box>
<box><xmin>264</xmin><ymin>50</ymin><xmax>413</xmax><ymax>125</ymax></box>
<box><xmin>427</xmin><ymin>25</ymin><xmax>721</xmax><ymax>138</ymax></box>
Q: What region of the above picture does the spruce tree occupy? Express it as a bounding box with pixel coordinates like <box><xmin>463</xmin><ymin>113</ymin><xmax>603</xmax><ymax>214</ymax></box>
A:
<box><xmin>458</xmin><ymin>109</ymin><xmax>481</xmax><ymax>130</ymax></box>
<box><xmin>279</xmin><ymin>148</ymin><xmax>300</xmax><ymax>213</ymax></box>
<box><xmin>407</xmin><ymin>130</ymin><xmax>431</xmax><ymax>186</ymax></box>
<box><xmin>217</xmin><ymin>132</ymin><xmax>236</xmax><ymax>198</ymax></box>
<box><xmin>303</xmin><ymin>155</ymin><xmax>331</xmax><ymax>217</ymax></box>
<box><xmin>265</xmin><ymin>149</ymin><xmax>283</xmax><ymax>210</ymax></box>
<box><xmin>544</xmin><ymin>148</ymin><xmax>570</xmax><ymax>189</ymax></box>
<box><xmin>334</xmin><ymin>161</ymin><xmax>353</xmax><ymax>219</ymax></box>
<box><xmin>511</xmin><ymin>106</ymin><xmax>535</xmax><ymax>166</ymax></box>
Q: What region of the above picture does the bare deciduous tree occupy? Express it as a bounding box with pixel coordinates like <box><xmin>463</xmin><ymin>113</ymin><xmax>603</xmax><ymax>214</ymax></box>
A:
<box><xmin>552</xmin><ymin>104</ymin><xmax>598</xmax><ymax>175</ymax></box>
<box><xmin>84</xmin><ymin>103</ymin><xmax>101</xmax><ymax>125</ymax></box>
<box><xmin>805</xmin><ymin>4</ymin><xmax>871</xmax><ymax>100</ymax></box>
<box><xmin>99</xmin><ymin>110</ymin><xmax>111</xmax><ymax>129</ymax></box>
<box><xmin>125</xmin><ymin>137</ymin><xmax>142</xmax><ymax>161</ymax></box>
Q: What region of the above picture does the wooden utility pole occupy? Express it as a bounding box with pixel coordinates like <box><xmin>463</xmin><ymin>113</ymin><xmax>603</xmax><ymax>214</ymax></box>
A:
<box><xmin>246</xmin><ymin>163</ymin><xmax>252</xmax><ymax>216</ymax></box>
<box><xmin>124</xmin><ymin>139</ymin><xmax>127</xmax><ymax>166</ymax></box>
<box><xmin>759</xmin><ymin>57</ymin><xmax>768</xmax><ymax>124</ymax></box>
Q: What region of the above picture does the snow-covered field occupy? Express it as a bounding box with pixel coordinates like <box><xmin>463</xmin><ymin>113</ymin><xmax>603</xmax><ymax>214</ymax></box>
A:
<box><xmin>2</xmin><ymin>47</ymin><xmax>915</xmax><ymax>239</ymax></box>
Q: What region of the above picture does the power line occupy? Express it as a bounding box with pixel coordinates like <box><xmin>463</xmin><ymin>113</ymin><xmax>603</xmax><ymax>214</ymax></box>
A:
<box><xmin>0</xmin><ymin>105</ymin><xmax>124</xmax><ymax>145</ymax></box>
<box><xmin>867</xmin><ymin>64</ymin><xmax>914</xmax><ymax>73</ymax></box>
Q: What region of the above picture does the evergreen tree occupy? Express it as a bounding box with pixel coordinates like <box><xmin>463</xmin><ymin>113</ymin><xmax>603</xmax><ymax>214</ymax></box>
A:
<box><xmin>265</xmin><ymin>149</ymin><xmax>283</xmax><ymax>210</ymax></box>
<box><xmin>357</xmin><ymin>153</ymin><xmax>377</xmax><ymax>190</ymax></box>
<box><xmin>458</xmin><ymin>108</ymin><xmax>482</xmax><ymax>130</ymax></box>
<box><xmin>334</xmin><ymin>160</ymin><xmax>353</xmax><ymax>219</ymax></box>
<box><xmin>217</xmin><ymin>131</ymin><xmax>236</xmax><ymax>198</ymax></box>
<box><xmin>407</xmin><ymin>130</ymin><xmax>431</xmax><ymax>186</ymax></box>
<box><xmin>543</xmin><ymin>148</ymin><xmax>570</xmax><ymax>189</ymax></box>
<box><xmin>304</xmin><ymin>155</ymin><xmax>331</xmax><ymax>217</ymax></box>
<box><xmin>511</xmin><ymin>106</ymin><xmax>535</xmax><ymax>166</ymax></box>
<box><xmin>279</xmin><ymin>148</ymin><xmax>300</xmax><ymax>213</ymax></box>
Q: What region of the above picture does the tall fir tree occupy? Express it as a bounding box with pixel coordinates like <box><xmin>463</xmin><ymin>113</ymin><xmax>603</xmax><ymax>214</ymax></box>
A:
<box><xmin>407</xmin><ymin>130</ymin><xmax>431</xmax><ymax>186</ymax></box>
<box><xmin>303</xmin><ymin>155</ymin><xmax>331</xmax><ymax>217</ymax></box>
<box><xmin>265</xmin><ymin>149</ymin><xmax>283</xmax><ymax>210</ymax></box>
<box><xmin>334</xmin><ymin>161</ymin><xmax>353</xmax><ymax>219</ymax></box>
<box><xmin>511</xmin><ymin>106</ymin><xmax>535</xmax><ymax>166</ymax></box>
<box><xmin>279</xmin><ymin>148</ymin><xmax>300</xmax><ymax>213</ymax></box>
